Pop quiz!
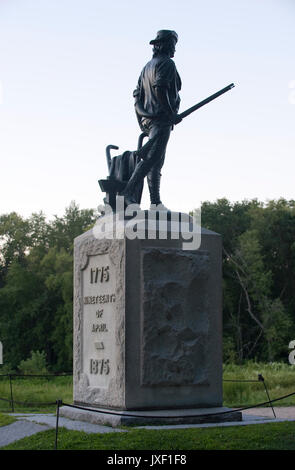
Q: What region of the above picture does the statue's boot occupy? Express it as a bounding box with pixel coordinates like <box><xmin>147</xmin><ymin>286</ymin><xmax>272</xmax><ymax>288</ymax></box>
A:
<box><xmin>147</xmin><ymin>173</ymin><xmax>169</xmax><ymax>211</ymax></box>
<box><xmin>147</xmin><ymin>172</ymin><xmax>161</xmax><ymax>205</ymax></box>
<box><xmin>121</xmin><ymin>160</ymin><xmax>151</xmax><ymax>207</ymax></box>
<box><xmin>149</xmin><ymin>202</ymin><xmax>169</xmax><ymax>211</ymax></box>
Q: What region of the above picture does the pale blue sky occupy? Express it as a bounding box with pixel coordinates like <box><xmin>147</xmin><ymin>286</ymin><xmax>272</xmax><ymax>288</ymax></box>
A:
<box><xmin>0</xmin><ymin>0</ymin><xmax>294</xmax><ymax>217</ymax></box>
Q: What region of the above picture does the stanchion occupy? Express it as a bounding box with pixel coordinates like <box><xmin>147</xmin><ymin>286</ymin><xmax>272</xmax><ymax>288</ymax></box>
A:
<box><xmin>258</xmin><ymin>374</ymin><xmax>276</xmax><ymax>418</ymax></box>
<box><xmin>55</xmin><ymin>399</ymin><xmax>63</xmax><ymax>450</ymax></box>
<box><xmin>0</xmin><ymin>373</ymin><xmax>72</xmax><ymax>412</ymax></box>
<box><xmin>9</xmin><ymin>374</ymin><xmax>14</xmax><ymax>412</ymax></box>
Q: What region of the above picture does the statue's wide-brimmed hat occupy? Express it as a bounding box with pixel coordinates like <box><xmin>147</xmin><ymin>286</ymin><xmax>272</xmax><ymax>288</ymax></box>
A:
<box><xmin>149</xmin><ymin>30</ymin><xmax>178</xmax><ymax>45</ymax></box>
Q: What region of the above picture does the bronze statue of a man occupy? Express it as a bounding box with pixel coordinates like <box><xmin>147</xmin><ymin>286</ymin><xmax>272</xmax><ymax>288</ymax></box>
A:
<box><xmin>121</xmin><ymin>30</ymin><xmax>182</xmax><ymax>208</ymax></box>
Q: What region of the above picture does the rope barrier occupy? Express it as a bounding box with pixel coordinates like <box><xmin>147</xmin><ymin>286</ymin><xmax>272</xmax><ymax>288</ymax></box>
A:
<box><xmin>223</xmin><ymin>374</ymin><xmax>276</xmax><ymax>418</ymax></box>
<box><xmin>223</xmin><ymin>379</ymin><xmax>260</xmax><ymax>383</ymax></box>
<box><xmin>0</xmin><ymin>373</ymin><xmax>72</xmax><ymax>411</ymax></box>
<box><xmin>0</xmin><ymin>373</ymin><xmax>275</xmax><ymax>413</ymax></box>
<box><xmin>0</xmin><ymin>367</ymin><xmax>288</xmax><ymax>452</ymax></box>
<box><xmin>8</xmin><ymin>399</ymin><xmax>57</xmax><ymax>406</ymax></box>
<box><xmin>0</xmin><ymin>373</ymin><xmax>72</xmax><ymax>378</ymax></box>
<box><xmin>61</xmin><ymin>390</ymin><xmax>295</xmax><ymax>420</ymax></box>
<box><xmin>0</xmin><ymin>396</ymin><xmax>56</xmax><ymax>406</ymax></box>
<box><xmin>0</xmin><ymin>371</ymin><xmax>286</xmax><ymax>450</ymax></box>
<box><xmin>54</xmin><ymin>389</ymin><xmax>295</xmax><ymax>450</ymax></box>
<box><xmin>0</xmin><ymin>397</ymin><xmax>12</xmax><ymax>403</ymax></box>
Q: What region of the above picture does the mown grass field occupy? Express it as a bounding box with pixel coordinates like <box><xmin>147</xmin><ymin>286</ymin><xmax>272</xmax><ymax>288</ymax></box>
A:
<box><xmin>0</xmin><ymin>412</ymin><xmax>15</xmax><ymax>427</ymax></box>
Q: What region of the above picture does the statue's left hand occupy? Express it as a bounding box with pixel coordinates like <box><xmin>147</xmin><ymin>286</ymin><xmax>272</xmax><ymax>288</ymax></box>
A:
<box><xmin>173</xmin><ymin>114</ymin><xmax>182</xmax><ymax>124</ymax></box>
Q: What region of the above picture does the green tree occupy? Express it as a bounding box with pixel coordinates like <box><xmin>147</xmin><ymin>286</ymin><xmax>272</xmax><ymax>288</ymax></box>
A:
<box><xmin>200</xmin><ymin>198</ymin><xmax>295</xmax><ymax>363</ymax></box>
<box><xmin>0</xmin><ymin>202</ymin><xmax>97</xmax><ymax>371</ymax></box>
<box><xmin>41</xmin><ymin>247</ymin><xmax>73</xmax><ymax>371</ymax></box>
<box><xmin>225</xmin><ymin>229</ymin><xmax>292</xmax><ymax>361</ymax></box>
<box><xmin>48</xmin><ymin>201</ymin><xmax>96</xmax><ymax>252</ymax></box>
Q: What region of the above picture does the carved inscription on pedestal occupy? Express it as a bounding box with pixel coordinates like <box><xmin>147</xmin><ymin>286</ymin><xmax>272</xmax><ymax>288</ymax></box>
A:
<box><xmin>82</xmin><ymin>253</ymin><xmax>116</xmax><ymax>388</ymax></box>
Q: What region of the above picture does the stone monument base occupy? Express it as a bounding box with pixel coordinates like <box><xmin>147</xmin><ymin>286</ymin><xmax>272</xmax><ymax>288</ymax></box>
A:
<box><xmin>59</xmin><ymin>405</ymin><xmax>242</xmax><ymax>427</ymax></box>
<box><xmin>71</xmin><ymin>211</ymin><xmax>231</xmax><ymax>424</ymax></box>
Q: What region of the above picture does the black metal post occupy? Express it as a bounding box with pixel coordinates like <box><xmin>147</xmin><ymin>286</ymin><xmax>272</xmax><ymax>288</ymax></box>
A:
<box><xmin>55</xmin><ymin>399</ymin><xmax>62</xmax><ymax>450</ymax></box>
<box><xmin>9</xmin><ymin>374</ymin><xmax>14</xmax><ymax>413</ymax></box>
<box><xmin>258</xmin><ymin>374</ymin><xmax>276</xmax><ymax>419</ymax></box>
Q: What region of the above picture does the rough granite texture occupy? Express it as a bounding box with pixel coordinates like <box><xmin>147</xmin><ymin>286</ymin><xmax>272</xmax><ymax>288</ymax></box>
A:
<box><xmin>141</xmin><ymin>248</ymin><xmax>210</xmax><ymax>386</ymax></box>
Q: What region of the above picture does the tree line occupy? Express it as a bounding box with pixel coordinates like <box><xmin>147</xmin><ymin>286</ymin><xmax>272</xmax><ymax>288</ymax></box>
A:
<box><xmin>201</xmin><ymin>198</ymin><xmax>295</xmax><ymax>363</ymax></box>
<box><xmin>0</xmin><ymin>198</ymin><xmax>294</xmax><ymax>372</ymax></box>
<box><xmin>0</xmin><ymin>202</ymin><xmax>97</xmax><ymax>372</ymax></box>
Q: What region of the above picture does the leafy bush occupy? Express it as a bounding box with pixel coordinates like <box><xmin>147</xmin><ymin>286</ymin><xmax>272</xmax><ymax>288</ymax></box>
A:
<box><xmin>18</xmin><ymin>350</ymin><xmax>48</xmax><ymax>375</ymax></box>
<box><xmin>223</xmin><ymin>336</ymin><xmax>238</xmax><ymax>363</ymax></box>
<box><xmin>0</xmin><ymin>362</ymin><xmax>16</xmax><ymax>375</ymax></box>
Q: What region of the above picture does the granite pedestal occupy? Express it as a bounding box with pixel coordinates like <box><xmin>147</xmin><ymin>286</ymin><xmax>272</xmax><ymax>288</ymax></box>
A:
<box><xmin>60</xmin><ymin>211</ymin><xmax>242</xmax><ymax>425</ymax></box>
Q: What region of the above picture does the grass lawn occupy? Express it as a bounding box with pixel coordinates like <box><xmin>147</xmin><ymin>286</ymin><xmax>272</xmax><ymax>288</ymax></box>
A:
<box><xmin>2</xmin><ymin>421</ymin><xmax>295</xmax><ymax>450</ymax></box>
<box><xmin>1</xmin><ymin>362</ymin><xmax>295</xmax><ymax>451</ymax></box>
<box><xmin>0</xmin><ymin>412</ymin><xmax>15</xmax><ymax>427</ymax></box>
<box><xmin>0</xmin><ymin>375</ymin><xmax>72</xmax><ymax>413</ymax></box>
<box><xmin>2</xmin><ymin>362</ymin><xmax>295</xmax><ymax>413</ymax></box>
<box><xmin>223</xmin><ymin>362</ymin><xmax>295</xmax><ymax>407</ymax></box>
